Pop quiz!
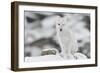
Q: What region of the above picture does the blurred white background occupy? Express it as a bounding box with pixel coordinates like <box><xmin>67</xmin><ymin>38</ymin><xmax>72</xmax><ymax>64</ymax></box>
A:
<box><xmin>0</xmin><ymin>0</ymin><xmax>99</xmax><ymax>73</ymax></box>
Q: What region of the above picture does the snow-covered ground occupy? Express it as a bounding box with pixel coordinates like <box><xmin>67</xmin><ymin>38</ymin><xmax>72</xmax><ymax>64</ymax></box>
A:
<box><xmin>25</xmin><ymin>55</ymin><xmax>63</xmax><ymax>62</ymax></box>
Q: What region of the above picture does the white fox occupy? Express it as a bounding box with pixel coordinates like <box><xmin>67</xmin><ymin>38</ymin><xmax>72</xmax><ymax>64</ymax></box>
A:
<box><xmin>55</xmin><ymin>16</ymin><xmax>87</xmax><ymax>59</ymax></box>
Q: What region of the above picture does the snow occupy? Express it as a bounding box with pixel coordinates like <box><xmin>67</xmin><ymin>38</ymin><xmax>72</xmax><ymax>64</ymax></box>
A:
<box><xmin>25</xmin><ymin>55</ymin><xmax>63</xmax><ymax>62</ymax></box>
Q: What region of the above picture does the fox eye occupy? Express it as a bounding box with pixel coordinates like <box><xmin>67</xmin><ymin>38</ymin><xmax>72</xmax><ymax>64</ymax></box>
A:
<box><xmin>58</xmin><ymin>24</ymin><xmax>60</xmax><ymax>25</ymax></box>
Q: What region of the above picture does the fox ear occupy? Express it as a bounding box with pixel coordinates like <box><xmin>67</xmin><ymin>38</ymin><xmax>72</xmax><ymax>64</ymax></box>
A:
<box><xmin>61</xmin><ymin>16</ymin><xmax>68</xmax><ymax>26</ymax></box>
<box><xmin>55</xmin><ymin>16</ymin><xmax>61</xmax><ymax>24</ymax></box>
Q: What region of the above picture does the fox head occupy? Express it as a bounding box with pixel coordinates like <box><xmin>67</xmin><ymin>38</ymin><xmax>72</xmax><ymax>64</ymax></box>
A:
<box><xmin>55</xmin><ymin>16</ymin><xmax>66</xmax><ymax>33</ymax></box>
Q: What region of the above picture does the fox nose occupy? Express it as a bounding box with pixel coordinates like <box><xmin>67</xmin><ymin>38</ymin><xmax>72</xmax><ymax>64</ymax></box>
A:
<box><xmin>60</xmin><ymin>28</ymin><xmax>62</xmax><ymax>31</ymax></box>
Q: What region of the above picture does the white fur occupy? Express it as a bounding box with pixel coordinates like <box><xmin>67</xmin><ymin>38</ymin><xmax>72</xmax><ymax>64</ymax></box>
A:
<box><xmin>55</xmin><ymin>16</ymin><xmax>79</xmax><ymax>59</ymax></box>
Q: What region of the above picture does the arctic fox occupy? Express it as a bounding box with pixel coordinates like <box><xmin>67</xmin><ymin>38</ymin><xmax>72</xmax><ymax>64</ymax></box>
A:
<box><xmin>55</xmin><ymin>16</ymin><xmax>87</xmax><ymax>59</ymax></box>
